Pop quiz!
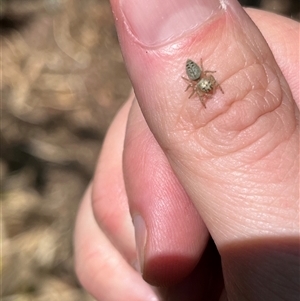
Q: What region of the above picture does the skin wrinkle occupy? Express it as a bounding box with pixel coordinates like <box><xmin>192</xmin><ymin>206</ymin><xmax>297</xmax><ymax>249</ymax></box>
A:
<box><xmin>194</xmin><ymin>61</ymin><xmax>281</xmax><ymax>140</ymax></box>
<box><xmin>252</xmin><ymin>33</ymin><xmax>266</xmax><ymax>65</ymax></box>
<box><xmin>243</xmin><ymin>67</ymin><xmax>258</xmax><ymax>91</ymax></box>
<box><xmin>224</xmin><ymin>86</ymin><xmax>285</xmax><ymax>155</ymax></box>
<box><xmin>197</xmin><ymin>150</ymin><xmax>296</xmax><ymax>219</ymax></box>
<box><xmin>277</xmin><ymin>156</ymin><xmax>299</xmax><ymax>195</ymax></box>
<box><xmin>219</xmin><ymin>49</ymin><xmax>252</xmax><ymax>97</ymax></box>
<box><xmin>207</xmin><ymin>162</ymin><xmax>271</xmax><ymax>192</ymax></box>
<box><xmin>239</xmin><ymin>145</ymin><xmax>286</xmax><ymax>177</ymax></box>
<box><xmin>267</xmin><ymin>118</ymin><xmax>288</xmax><ymax>156</ymax></box>
<box><xmin>274</xmin><ymin>181</ymin><xmax>298</xmax><ymax>216</ymax></box>
<box><xmin>238</xmin><ymin>32</ymin><xmax>260</xmax><ymax>70</ymax></box>
<box><xmin>215</xmin><ymin>187</ymin><xmax>294</xmax><ymax>236</ymax></box>
<box><xmin>275</xmin><ymin>106</ymin><xmax>297</xmax><ymax>142</ymax></box>
<box><xmin>202</xmin><ymin>173</ymin><xmax>292</xmax><ymax>234</ymax></box>
<box><xmin>225</xmin><ymin>188</ymin><xmax>297</xmax><ymax>227</ymax></box>
<box><xmin>204</xmin><ymin>114</ymin><xmax>271</xmax><ymax>157</ymax></box>
<box><xmin>247</xmin><ymin>19</ymin><xmax>270</xmax><ymax>67</ymax></box>
<box><xmin>270</xmin><ymin>74</ymin><xmax>293</xmax><ymax>115</ymax></box>
<box><xmin>263</xmin><ymin>88</ymin><xmax>280</xmax><ymax>111</ymax></box>
<box><xmin>237</xmin><ymin>39</ymin><xmax>250</xmax><ymax>70</ymax></box>
<box><xmin>202</xmin><ymin>195</ymin><xmax>258</xmax><ymax>237</ymax></box>
<box><xmin>168</xmin><ymin>149</ymin><xmax>209</xmax><ymax>187</ymax></box>
<box><xmin>243</xmin><ymin>214</ymin><xmax>279</xmax><ymax>234</ymax></box>
<box><xmin>217</xmin><ymin>62</ymin><xmax>258</xmax><ymax>108</ymax></box>
<box><xmin>223</xmin><ymin>180</ymin><xmax>288</xmax><ymax>205</ymax></box>
<box><xmin>262</xmin><ymin>63</ymin><xmax>285</xmax><ymax>108</ymax></box>
<box><xmin>186</xmin><ymin>120</ymin><xmax>263</xmax><ymax>162</ymax></box>
<box><xmin>276</xmin><ymin>154</ymin><xmax>294</xmax><ymax>184</ymax></box>
<box><xmin>261</xmin><ymin>107</ymin><xmax>298</xmax><ymax>162</ymax></box>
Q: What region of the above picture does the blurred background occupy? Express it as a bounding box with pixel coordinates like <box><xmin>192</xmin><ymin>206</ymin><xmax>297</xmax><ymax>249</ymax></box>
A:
<box><xmin>1</xmin><ymin>0</ymin><xmax>299</xmax><ymax>300</ymax></box>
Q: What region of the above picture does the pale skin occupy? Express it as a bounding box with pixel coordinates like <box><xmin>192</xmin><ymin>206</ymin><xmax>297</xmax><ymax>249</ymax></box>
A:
<box><xmin>74</xmin><ymin>3</ymin><xmax>299</xmax><ymax>301</ymax></box>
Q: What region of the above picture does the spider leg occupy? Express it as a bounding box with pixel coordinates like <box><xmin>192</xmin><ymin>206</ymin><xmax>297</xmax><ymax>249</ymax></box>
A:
<box><xmin>218</xmin><ymin>84</ymin><xmax>224</xmax><ymax>94</ymax></box>
<box><xmin>182</xmin><ymin>76</ymin><xmax>194</xmax><ymax>91</ymax></box>
<box><xmin>188</xmin><ymin>89</ymin><xmax>196</xmax><ymax>98</ymax></box>
<box><xmin>185</xmin><ymin>83</ymin><xmax>195</xmax><ymax>92</ymax></box>
<box><xmin>203</xmin><ymin>70</ymin><xmax>216</xmax><ymax>75</ymax></box>
<box><xmin>213</xmin><ymin>82</ymin><xmax>224</xmax><ymax>94</ymax></box>
<box><xmin>210</xmin><ymin>74</ymin><xmax>224</xmax><ymax>94</ymax></box>
<box><xmin>196</xmin><ymin>90</ymin><xmax>207</xmax><ymax>108</ymax></box>
<box><xmin>181</xmin><ymin>76</ymin><xmax>190</xmax><ymax>82</ymax></box>
<box><xmin>200</xmin><ymin>58</ymin><xmax>204</xmax><ymax>71</ymax></box>
<box><xmin>199</xmin><ymin>97</ymin><xmax>207</xmax><ymax>108</ymax></box>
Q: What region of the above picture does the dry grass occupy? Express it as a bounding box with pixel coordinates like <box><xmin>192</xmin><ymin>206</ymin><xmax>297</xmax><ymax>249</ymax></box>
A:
<box><xmin>1</xmin><ymin>0</ymin><xmax>131</xmax><ymax>299</ymax></box>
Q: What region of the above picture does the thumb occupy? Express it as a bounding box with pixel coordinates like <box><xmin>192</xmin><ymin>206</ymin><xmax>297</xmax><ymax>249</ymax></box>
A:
<box><xmin>112</xmin><ymin>0</ymin><xmax>299</xmax><ymax>299</ymax></box>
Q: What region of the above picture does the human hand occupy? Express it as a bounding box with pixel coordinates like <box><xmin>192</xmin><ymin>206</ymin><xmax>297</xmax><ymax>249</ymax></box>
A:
<box><xmin>74</xmin><ymin>0</ymin><xmax>299</xmax><ymax>300</ymax></box>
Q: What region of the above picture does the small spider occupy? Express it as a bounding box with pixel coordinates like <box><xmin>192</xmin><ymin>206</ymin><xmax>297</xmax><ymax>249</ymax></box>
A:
<box><xmin>182</xmin><ymin>59</ymin><xmax>224</xmax><ymax>108</ymax></box>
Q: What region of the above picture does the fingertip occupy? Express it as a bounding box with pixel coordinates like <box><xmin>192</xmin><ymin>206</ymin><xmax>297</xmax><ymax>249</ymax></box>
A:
<box><xmin>124</xmin><ymin>102</ymin><xmax>209</xmax><ymax>286</ymax></box>
<box><xmin>74</xmin><ymin>183</ymin><xmax>159</xmax><ymax>301</ymax></box>
<box><xmin>144</xmin><ymin>254</ymin><xmax>202</xmax><ymax>286</ymax></box>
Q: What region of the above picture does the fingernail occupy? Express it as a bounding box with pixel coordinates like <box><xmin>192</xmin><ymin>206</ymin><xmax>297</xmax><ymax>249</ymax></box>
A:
<box><xmin>133</xmin><ymin>215</ymin><xmax>147</xmax><ymax>273</ymax></box>
<box><xmin>120</xmin><ymin>0</ymin><xmax>224</xmax><ymax>47</ymax></box>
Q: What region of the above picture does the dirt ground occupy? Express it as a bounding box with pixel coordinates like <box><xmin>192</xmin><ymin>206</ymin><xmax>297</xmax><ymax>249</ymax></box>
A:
<box><xmin>1</xmin><ymin>0</ymin><xmax>299</xmax><ymax>300</ymax></box>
